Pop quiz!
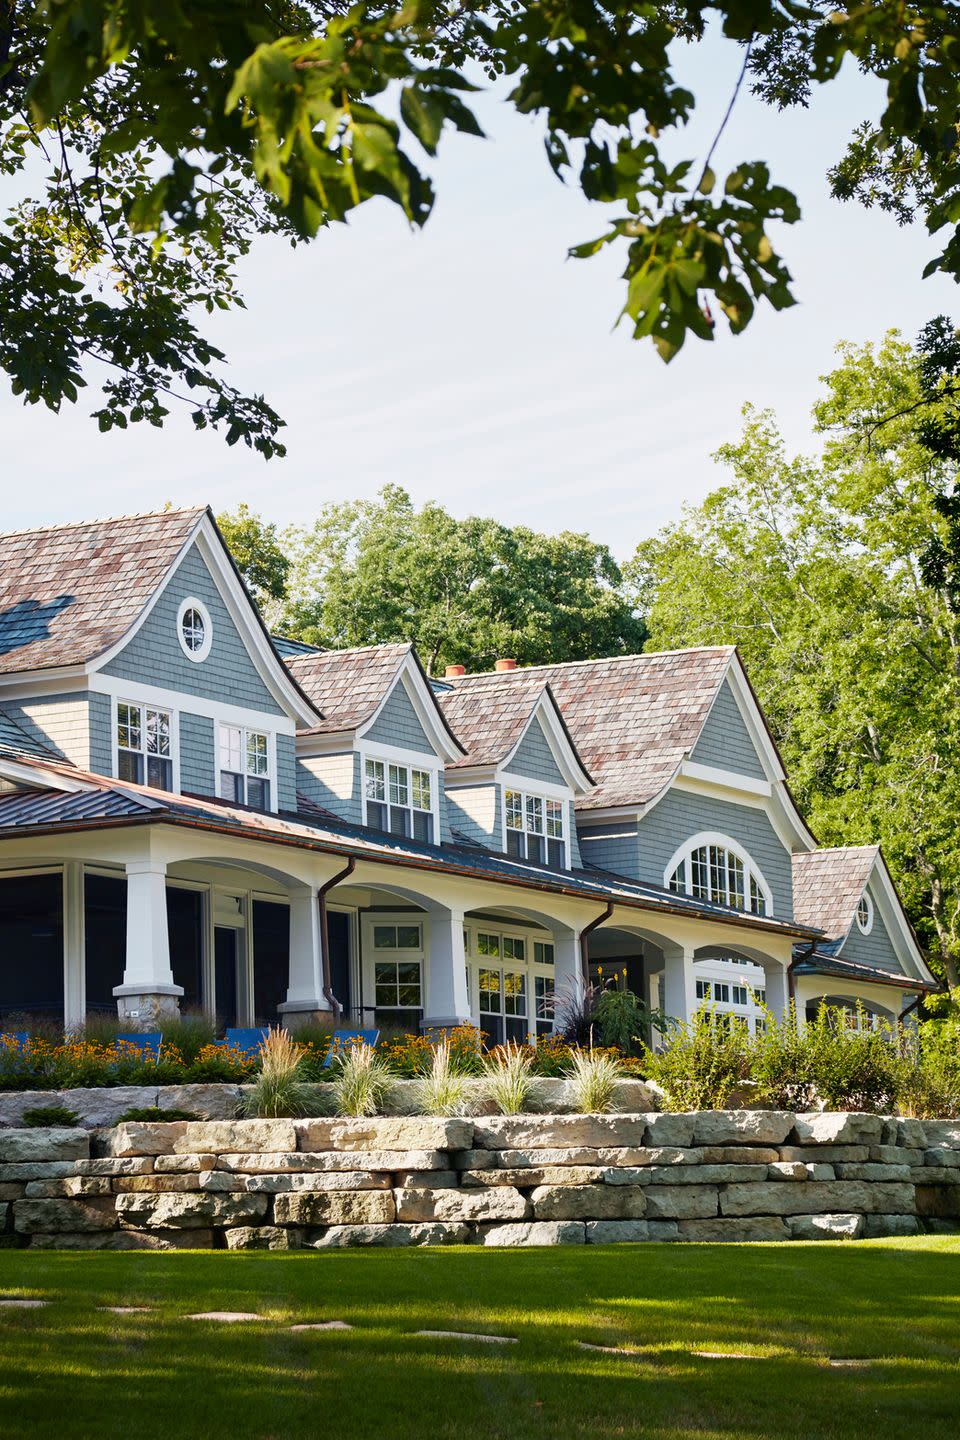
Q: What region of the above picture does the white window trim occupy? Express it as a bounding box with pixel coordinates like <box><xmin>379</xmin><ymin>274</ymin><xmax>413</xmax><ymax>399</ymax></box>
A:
<box><xmin>465</xmin><ymin>920</ymin><xmax>556</xmax><ymax>1038</ymax></box>
<box><xmin>113</xmin><ymin>695</ymin><xmax>180</xmax><ymax>794</ymax></box>
<box><xmin>497</xmin><ymin>779</ymin><xmax>570</xmax><ymax>868</ymax></box>
<box><xmin>855</xmin><ymin>890</ymin><xmax>874</xmax><ymax>935</ymax></box>
<box><xmin>663</xmin><ymin>831</ymin><xmax>773</xmax><ymax>915</ymax></box>
<box><xmin>360</xmin><ymin>911</ymin><xmax>428</xmax><ymax>1023</ymax></box>
<box><xmin>176</xmin><ymin>596</ymin><xmax>213</xmax><ymax>663</ymax></box>
<box><xmin>357</xmin><ymin>742</ymin><xmax>441</xmax><ymax>844</ymax></box>
<box><xmin>217</xmin><ymin>722</ymin><xmax>278</xmax><ymax>813</ymax></box>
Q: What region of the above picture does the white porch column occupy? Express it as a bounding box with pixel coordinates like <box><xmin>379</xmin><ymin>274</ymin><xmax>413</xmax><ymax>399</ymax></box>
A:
<box><xmin>422</xmin><ymin>906</ymin><xmax>472</xmax><ymax>1031</ymax></box>
<box><xmin>661</xmin><ymin>944</ymin><xmax>698</xmax><ymax>1026</ymax></box>
<box><xmin>759</xmin><ymin>958</ymin><xmax>790</xmax><ymax>1023</ymax></box>
<box><xmin>550</xmin><ymin>928</ymin><xmax>581</xmax><ymax>1033</ymax></box>
<box><xmin>113</xmin><ymin>860</ymin><xmax>183</xmax><ymax>1028</ymax></box>
<box><xmin>279</xmin><ymin>886</ymin><xmax>332</xmax><ymax>1025</ymax></box>
<box><xmin>62</xmin><ymin>861</ymin><xmax>85</xmax><ymax>1032</ymax></box>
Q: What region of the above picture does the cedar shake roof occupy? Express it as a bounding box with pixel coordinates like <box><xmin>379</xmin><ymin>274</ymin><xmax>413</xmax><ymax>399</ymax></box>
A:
<box><xmin>437</xmin><ymin>672</ymin><xmax>590</xmax><ymax>778</ymax></box>
<box><xmin>0</xmin><ymin>507</ymin><xmax>205</xmax><ymax>675</ymax></box>
<box><xmin>287</xmin><ymin>643</ymin><xmax>413</xmax><ymax>733</ymax></box>
<box><xmin>791</xmin><ymin>846</ymin><xmax>878</xmax><ymax>945</ymax></box>
<box><xmin>444</xmin><ymin>648</ymin><xmax>735</xmax><ymax>809</ymax></box>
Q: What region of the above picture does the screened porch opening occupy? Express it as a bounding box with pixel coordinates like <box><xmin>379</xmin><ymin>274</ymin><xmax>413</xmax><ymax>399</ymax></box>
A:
<box><xmin>0</xmin><ymin>871</ymin><xmax>63</xmax><ymax>1027</ymax></box>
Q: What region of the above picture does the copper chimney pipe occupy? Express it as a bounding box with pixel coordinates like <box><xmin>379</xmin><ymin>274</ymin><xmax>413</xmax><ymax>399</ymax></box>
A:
<box><xmin>444</xmin><ymin>664</ymin><xmax>466</xmax><ymax>678</ymax></box>
<box><xmin>495</xmin><ymin>658</ymin><xmax>518</xmax><ymax>672</ymax></box>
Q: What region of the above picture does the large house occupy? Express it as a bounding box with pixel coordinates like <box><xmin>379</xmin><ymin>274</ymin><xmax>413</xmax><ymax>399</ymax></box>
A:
<box><xmin>0</xmin><ymin>507</ymin><xmax>936</xmax><ymax>1038</ymax></box>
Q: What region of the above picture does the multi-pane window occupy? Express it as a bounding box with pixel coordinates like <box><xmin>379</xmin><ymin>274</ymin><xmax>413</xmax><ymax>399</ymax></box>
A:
<box><xmin>117</xmin><ymin>702</ymin><xmax>172</xmax><ymax>789</ymax></box>
<box><xmin>669</xmin><ymin>841</ymin><xmax>768</xmax><ymax>916</ymax></box>
<box><xmin>219</xmin><ymin>725</ymin><xmax>270</xmax><ymax>809</ymax></box>
<box><xmin>534</xmin><ymin>975</ymin><xmax>554</xmax><ymax>1037</ymax></box>
<box><xmin>504</xmin><ymin>789</ymin><xmax>565</xmax><ymax>866</ymax></box>
<box><xmin>180</xmin><ymin>607</ymin><xmax>206</xmax><ymax>655</ymax></box>
<box><xmin>364</xmin><ymin>759</ymin><xmax>434</xmax><ymax>842</ymax></box>
<box><xmin>533</xmin><ymin>941</ymin><xmax>554</xmax><ymax>966</ymax></box>
<box><xmin>694</xmin><ymin>969</ymin><xmax>766</xmax><ymax>1032</ymax></box>
<box><xmin>371</xmin><ymin>924</ymin><xmax>423</xmax><ymax>1020</ymax></box>
<box><xmin>478</xmin><ymin>966</ymin><xmax>527</xmax><ymax>1044</ymax></box>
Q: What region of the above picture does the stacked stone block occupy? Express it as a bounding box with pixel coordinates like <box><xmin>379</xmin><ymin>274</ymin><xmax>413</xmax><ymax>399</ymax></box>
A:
<box><xmin>2</xmin><ymin>1111</ymin><xmax>958</xmax><ymax>1249</ymax></box>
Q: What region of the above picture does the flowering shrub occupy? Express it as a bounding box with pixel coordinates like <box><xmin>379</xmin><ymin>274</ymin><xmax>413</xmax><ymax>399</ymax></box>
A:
<box><xmin>0</xmin><ymin>1033</ymin><xmax>257</xmax><ymax>1091</ymax></box>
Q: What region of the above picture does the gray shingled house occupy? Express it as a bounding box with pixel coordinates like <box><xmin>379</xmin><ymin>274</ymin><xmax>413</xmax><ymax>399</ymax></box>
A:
<box><xmin>0</xmin><ymin>507</ymin><xmax>935</xmax><ymax>1037</ymax></box>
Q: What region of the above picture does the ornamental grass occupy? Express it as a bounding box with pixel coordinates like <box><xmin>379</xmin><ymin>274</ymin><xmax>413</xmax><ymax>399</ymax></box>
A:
<box><xmin>240</xmin><ymin>1027</ymin><xmax>311</xmax><ymax>1119</ymax></box>
<box><xmin>332</xmin><ymin>1042</ymin><xmax>395</xmax><ymax>1117</ymax></box>
<box><xmin>413</xmin><ymin>1040</ymin><xmax>471</xmax><ymax>1116</ymax></box>
<box><xmin>563</xmin><ymin>1048</ymin><xmax>625</xmax><ymax>1113</ymax></box>
<box><xmin>482</xmin><ymin>1043</ymin><xmax>539</xmax><ymax>1115</ymax></box>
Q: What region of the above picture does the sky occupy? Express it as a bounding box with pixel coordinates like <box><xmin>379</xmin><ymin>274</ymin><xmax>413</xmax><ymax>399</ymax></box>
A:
<box><xmin>2</xmin><ymin>29</ymin><xmax>957</xmax><ymax>562</ymax></box>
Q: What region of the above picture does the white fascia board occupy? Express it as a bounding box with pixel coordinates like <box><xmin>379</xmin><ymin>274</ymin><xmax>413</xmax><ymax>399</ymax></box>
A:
<box><xmin>295</xmin><ymin>730</ymin><xmax>356</xmax><ymax>758</ymax></box>
<box><xmin>0</xmin><ymin>668</ymin><xmax>93</xmax><ymax>701</ymax></box>
<box><xmin>444</xmin><ymin>765</ymin><xmax>497</xmax><ymax>789</ymax></box>
<box><xmin>355</xmin><ymin>654</ymin><xmax>464</xmax><ymax>764</ymax></box>
<box><xmin>87</xmin><ymin>513</ymin><xmax>322</xmax><ymax>729</ymax></box>
<box><xmin>573</xmin><ymin>804</ymin><xmax>643</xmax><ymax>824</ymax></box>
<box><xmin>677</xmin><ymin>760</ymin><xmax>772</xmax><ymax>799</ymax></box>
<box><xmin>500</xmin><ymin>691</ymin><xmax>594</xmax><ymax>796</ymax></box>
<box><xmin>0</xmin><ymin>757</ymin><xmax>92</xmax><ymax>794</ymax></box>
<box><xmin>495</xmin><ymin>768</ymin><xmax>573</xmax><ymax>802</ymax></box>
<box><xmin>88</xmin><ymin>673</ymin><xmax>296</xmax><ymax>735</ymax></box>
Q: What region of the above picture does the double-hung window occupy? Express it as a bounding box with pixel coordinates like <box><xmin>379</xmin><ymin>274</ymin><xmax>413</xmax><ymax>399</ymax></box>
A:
<box><xmin>371</xmin><ymin>923</ymin><xmax>423</xmax><ymax>1026</ymax></box>
<box><xmin>364</xmin><ymin>758</ymin><xmax>434</xmax><ymax>842</ymax></box>
<box><xmin>219</xmin><ymin>725</ymin><xmax>270</xmax><ymax>809</ymax></box>
<box><xmin>504</xmin><ymin>789</ymin><xmax>565</xmax><ymax>866</ymax></box>
<box><xmin>117</xmin><ymin>702</ymin><xmax>172</xmax><ymax>789</ymax></box>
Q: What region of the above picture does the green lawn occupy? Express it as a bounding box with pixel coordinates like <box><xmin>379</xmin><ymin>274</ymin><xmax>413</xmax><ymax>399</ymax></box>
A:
<box><xmin>0</xmin><ymin>1238</ymin><xmax>958</xmax><ymax>1440</ymax></box>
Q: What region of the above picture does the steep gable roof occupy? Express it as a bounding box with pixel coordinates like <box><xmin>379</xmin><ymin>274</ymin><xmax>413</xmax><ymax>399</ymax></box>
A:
<box><xmin>288</xmin><ymin>643</ymin><xmax>417</xmax><ymax>734</ymax></box>
<box><xmin>0</xmin><ymin>508</ymin><xmax>206</xmax><ymax>675</ymax></box>
<box><xmin>436</xmin><ymin>672</ymin><xmax>593</xmax><ymax>789</ymax></box>
<box><xmin>791</xmin><ymin>846</ymin><xmax>878</xmax><ymax>944</ymax></box>
<box><xmin>445</xmin><ymin>648</ymin><xmax>735</xmax><ymax>809</ymax></box>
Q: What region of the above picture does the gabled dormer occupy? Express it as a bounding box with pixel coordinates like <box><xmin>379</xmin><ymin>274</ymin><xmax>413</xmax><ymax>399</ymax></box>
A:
<box><xmin>437</xmin><ymin>667</ymin><xmax>594</xmax><ymax>868</ymax></box>
<box><xmin>0</xmin><ymin>508</ymin><xmax>321</xmax><ymax>813</ymax></box>
<box><xmin>289</xmin><ymin>644</ymin><xmax>465</xmax><ymax>841</ymax></box>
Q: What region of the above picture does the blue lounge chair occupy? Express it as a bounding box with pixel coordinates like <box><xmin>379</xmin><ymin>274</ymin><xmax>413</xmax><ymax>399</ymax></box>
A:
<box><xmin>0</xmin><ymin>1032</ymin><xmax>28</xmax><ymax>1051</ymax></box>
<box><xmin>324</xmin><ymin>1028</ymin><xmax>380</xmax><ymax>1066</ymax></box>
<box><xmin>224</xmin><ymin>1027</ymin><xmax>270</xmax><ymax>1059</ymax></box>
<box><xmin>116</xmin><ymin>1032</ymin><xmax>162</xmax><ymax>1063</ymax></box>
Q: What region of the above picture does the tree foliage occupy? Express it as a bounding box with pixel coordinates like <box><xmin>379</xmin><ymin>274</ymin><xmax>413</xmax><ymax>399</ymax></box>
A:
<box><xmin>630</xmin><ymin>331</ymin><xmax>960</xmax><ymax>988</ymax></box>
<box><xmin>5</xmin><ymin>2</ymin><xmax>960</xmax><ymax>447</ymax></box>
<box><xmin>266</xmin><ymin>484</ymin><xmax>644</xmax><ymax>672</ymax></box>
<box><xmin>217</xmin><ymin>503</ymin><xmax>291</xmax><ymax>608</ymax></box>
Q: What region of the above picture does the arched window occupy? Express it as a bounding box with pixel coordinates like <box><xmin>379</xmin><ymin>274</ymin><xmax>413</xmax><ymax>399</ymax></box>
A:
<box><xmin>665</xmin><ymin>835</ymin><xmax>771</xmax><ymax>917</ymax></box>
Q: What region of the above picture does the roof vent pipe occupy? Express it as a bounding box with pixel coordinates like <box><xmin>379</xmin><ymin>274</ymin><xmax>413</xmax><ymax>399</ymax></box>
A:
<box><xmin>445</xmin><ymin>664</ymin><xmax>466</xmax><ymax>678</ymax></box>
<box><xmin>495</xmin><ymin>658</ymin><xmax>517</xmax><ymax>672</ymax></box>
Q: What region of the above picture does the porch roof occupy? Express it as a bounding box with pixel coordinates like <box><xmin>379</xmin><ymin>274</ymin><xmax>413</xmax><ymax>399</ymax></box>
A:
<box><xmin>0</xmin><ymin>754</ymin><xmax>822</xmax><ymax>945</ymax></box>
<box><xmin>792</xmin><ymin>949</ymin><xmax>938</xmax><ymax>994</ymax></box>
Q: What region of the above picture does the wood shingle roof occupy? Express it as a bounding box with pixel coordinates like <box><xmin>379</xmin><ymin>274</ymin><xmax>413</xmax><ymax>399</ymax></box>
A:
<box><xmin>0</xmin><ymin>507</ymin><xmax>205</xmax><ymax>674</ymax></box>
<box><xmin>791</xmin><ymin>846</ymin><xmax>879</xmax><ymax>945</ymax></box>
<box><xmin>288</xmin><ymin>643</ymin><xmax>415</xmax><ymax>733</ymax></box>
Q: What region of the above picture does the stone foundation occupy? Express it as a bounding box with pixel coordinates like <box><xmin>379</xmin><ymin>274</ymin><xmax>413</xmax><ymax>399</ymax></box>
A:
<box><xmin>2</xmin><ymin>1111</ymin><xmax>958</xmax><ymax>1249</ymax></box>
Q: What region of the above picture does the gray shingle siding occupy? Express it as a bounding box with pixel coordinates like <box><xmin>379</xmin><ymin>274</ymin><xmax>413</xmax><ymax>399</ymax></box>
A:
<box><xmin>446</xmin><ymin>784</ymin><xmax>498</xmax><ymax>849</ymax></box>
<box><xmin>88</xmin><ymin>691</ymin><xmax>113</xmax><ymax>776</ymax></box>
<box><xmin>690</xmin><ymin>679</ymin><xmax>766</xmax><ymax>780</ymax></box>
<box><xmin>276</xmin><ymin>733</ymin><xmax>297</xmax><ymax>812</ymax></box>
<box><xmin>180</xmin><ymin>712</ymin><xmax>215</xmax><ymax>796</ymax></box>
<box><xmin>577</xmin><ymin>819</ymin><xmax>640</xmax><ymax>880</ymax></box>
<box><xmin>3</xmin><ymin>694</ymin><xmax>93</xmax><ymax>768</ymax></box>
<box><xmin>636</xmin><ymin>787</ymin><xmax>794</xmax><ymax>920</ymax></box>
<box><xmin>362</xmin><ymin>680</ymin><xmax>434</xmax><ymax>754</ymax></box>
<box><xmin>296</xmin><ymin>753</ymin><xmax>361</xmax><ymax>825</ymax></box>
<box><xmin>508</xmin><ymin>715</ymin><xmax>565</xmax><ymax>786</ymax></box>
<box><xmin>838</xmin><ymin>888</ymin><xmax>902</xmax><ymax>974</ymax></box>
<box><xmin>101</xmin><ymin>543</ymin><xmax>284</xmax><ymax>715</ymax></box>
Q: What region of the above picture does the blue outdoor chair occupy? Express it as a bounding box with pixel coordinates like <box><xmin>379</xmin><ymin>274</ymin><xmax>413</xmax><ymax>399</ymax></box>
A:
<box><xmin>0</xmin><ymin>1032</ymin><xmax>28</xmax><ymax>1052</ymax></box>
<box><xmin>224</xmin><ymin>1027</ymin><xmax>270</xmax><ymax>1059</ymax></box>
<box><xmin>116</xmin><ymin>1032</ymin><xmax>162</xmax><ymax>1063</ymax></box>
<box><xmin>324</xmin><ymin>1028</ymin><xmax>380</xmax><ymax>1066</ymax></box>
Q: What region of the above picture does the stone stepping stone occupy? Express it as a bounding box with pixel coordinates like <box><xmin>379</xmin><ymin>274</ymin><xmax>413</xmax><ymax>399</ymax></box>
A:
<box><xmin>693</xmin><ymin>1351</ymin><xmax>759</xmax><ymax>1360</ymax></box>
<box><xmin>187</xmin><ymin>1311</ymin><xmax>264</xmax><ymax>1323</ymax></box>
<box><xmin>0</xmin><ymin>1298</ymin><xmax>47</xmax><ymax>1309</ymax></box>
<box><xmin>99</xmin><ymin>1306</ymin><xmax>152</xmax><ymax>1315</ymax></box>
<box><xmin>829</xmin><ymin>1358</ymin><xmax>875</xmax><ymax>1368</ymax></box>
<box><xmin>577</xmin><ymin>1341</ymin><xmax>636</xmax><ymax>1356</ymax></box>
<box><xmin>416</xmin><ymin>1330</ymin><xmax>517</xmax><ymax>1345</ymax></box>
<box><xmin>290</xmin><ymin>1321</ymin><xmax>353</xmax><ymax>1332</ymax></box>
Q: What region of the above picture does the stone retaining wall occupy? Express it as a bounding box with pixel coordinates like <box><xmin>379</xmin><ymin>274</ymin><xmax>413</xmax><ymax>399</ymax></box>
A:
<box><xmin>3</xmin><ymin>1111</ymin><xmax>959</xmax><ymax>1250</ymax></box>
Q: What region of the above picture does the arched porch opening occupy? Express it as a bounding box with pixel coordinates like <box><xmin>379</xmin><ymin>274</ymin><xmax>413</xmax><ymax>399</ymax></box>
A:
<box><xmin>803</xmin><ymin>992</ymin><xmax>897</xmax><ymax>1033</ymax></box>
<box><xmin>691</xmin><ymin>942</ymin><xmax>785</xmax><ymax>1033</ymax></box>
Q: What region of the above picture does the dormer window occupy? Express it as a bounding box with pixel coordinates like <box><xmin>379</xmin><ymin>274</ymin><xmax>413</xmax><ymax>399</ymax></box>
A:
<box><xmin>667</xmin><ymin>837</ymin><xmax>770</xmax><ymax>916</ymax></box>
<box><xmin>364</xmin><ymin>758</ymin><xmax>434</xmax><ymax>842</ymax></box>
<box><xmin>117</xmin><ymin>701</ymin><xmax>172</xmax><ymax>789</ymax></box>
<box><xmin>177</xmin><ymin>597</ymin><xmax>212</xmax><ymax>662</ymax></box>
<box><xmin>504</xmin><ymin>788</ymin><xmax>566</xmax><ymax>866</ymax></box>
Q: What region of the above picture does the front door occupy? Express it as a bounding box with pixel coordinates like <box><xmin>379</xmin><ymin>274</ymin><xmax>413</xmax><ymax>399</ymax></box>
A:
<box><xmin>214</xmin><ymin>927</ymin><xmax>240</xmax><ymax>1030</ymax></box>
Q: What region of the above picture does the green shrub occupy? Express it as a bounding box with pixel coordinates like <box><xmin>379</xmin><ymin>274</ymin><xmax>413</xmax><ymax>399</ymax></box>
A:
<box><xmin>21</xmin><ymin>1105</ymin><xmax>81</xmax><ymax>1127</ymax></box>
<box><xmin>642</xmin><ymin>1007</ymin><xmax>752</xmax><ymax>1111</ymax></box>
<box><xmin>115</xmin><ymin>1107</ymin><xmax>200</xmax><ymax>1123</ymax></box>
<box><xmin>750</xmin><ymin>1003</ymin><xmax>819</xmax><ymax>1110</ymax></box>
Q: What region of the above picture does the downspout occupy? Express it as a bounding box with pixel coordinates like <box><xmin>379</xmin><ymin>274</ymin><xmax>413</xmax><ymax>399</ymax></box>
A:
<box><xmin>579</xmin><ymin>902</ymin><xmax>614</xmax><ymax>986</ymax></box>
<box><xmin>788</xmin><ymin>941</ymin><xmax>816</xmax><ymax>1004</ymax></box>
<box><xmin>318</xmin><ymin>857</ymin><xmax>356</xmax><ymax>1020</ymax></box>
<box><xmin>898</xmin><ymin>994</ymin><xmax>923</xmax><ymax>1031</ymax></box>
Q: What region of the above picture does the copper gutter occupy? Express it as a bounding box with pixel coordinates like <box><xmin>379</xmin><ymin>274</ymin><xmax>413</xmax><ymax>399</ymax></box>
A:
<box><xmin>579</xmin><ymin>902</ymin><xmax>614</xmax><ymax>985</ymax></box>
<box><xmin>318</xmin><ymin>856</ymin><xmax>355</xmax><ymax>1019</ymax></box>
